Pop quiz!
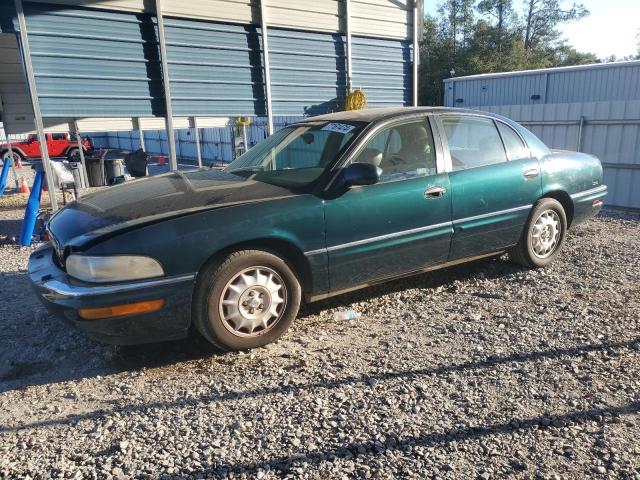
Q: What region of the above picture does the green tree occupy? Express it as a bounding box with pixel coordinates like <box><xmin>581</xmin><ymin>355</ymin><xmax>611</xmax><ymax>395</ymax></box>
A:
<box><xmin>418</xmin><ymin>0</ymin><xmax>600</xmax><ymax>106</ymax></box>
<box><xmin>523</xmin><ymin>0</ymin><xmax>589</xmax><ymax>50</ymax></box>
<box><xmin>477</xmin><ymin>0</ymin><xmax>517</xmax><ymax>54</ymax></box>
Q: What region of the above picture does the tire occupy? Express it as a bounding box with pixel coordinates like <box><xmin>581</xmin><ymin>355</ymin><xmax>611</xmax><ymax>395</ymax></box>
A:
<box><xmin>510</xmin><ymin>198</ymin><xmax>567</xmax><ymax>268</ymax></box>
<box><xmin>67</xmin><ymin>147</ymin><xmax>80</xmax><ymax>160</ymax></box>
<box><xmin>192</xmin><ymin>249</ymin><xmax>302</xmax><ymax>351</ymax></box>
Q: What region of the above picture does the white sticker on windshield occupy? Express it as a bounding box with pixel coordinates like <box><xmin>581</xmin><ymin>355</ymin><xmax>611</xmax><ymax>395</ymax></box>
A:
<box><xmin>321</xmin><ymin>123</ymin><xmax>355</xmax><ymax>134</ymax></box>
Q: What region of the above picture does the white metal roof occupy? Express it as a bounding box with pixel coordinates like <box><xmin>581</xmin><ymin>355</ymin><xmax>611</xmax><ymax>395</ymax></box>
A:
<box><xmin>444</xmin><ymin>60</ymin><xmax>640</xmax><ymax>83</ymax></box>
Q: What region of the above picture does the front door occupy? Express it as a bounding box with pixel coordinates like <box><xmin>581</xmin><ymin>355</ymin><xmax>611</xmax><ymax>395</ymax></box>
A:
<box><xmin>324</xmin><ymin>117</ymin><xmax>453</xmax><ymax>292</ymax></box>
<box><xmin>437</xmin><ymin>114</ymin><xmax>543</xmax><ymax>260</ymax></box>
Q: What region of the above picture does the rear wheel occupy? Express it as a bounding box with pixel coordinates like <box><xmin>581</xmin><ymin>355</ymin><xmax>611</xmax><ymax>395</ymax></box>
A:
<box><xmin>193</xmin><ymin>250</ymin><xmax>301</xmax><ymax>351</ymax></box>
<box><xmin>510</xmin><ymin>198</ymin><xmax>567</xmax><ymax>268</ymax></box>
<box><xmin>67</xmin><ymin>147</ymin><xmax>80</xmax><ymax>160</ymax></box>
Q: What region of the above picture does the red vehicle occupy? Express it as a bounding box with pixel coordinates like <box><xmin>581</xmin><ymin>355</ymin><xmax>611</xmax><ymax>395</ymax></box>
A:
<box><xmin>1</xmin><ymin>133</ymin><xmax>93</xmax><ymax>162</ymax></box>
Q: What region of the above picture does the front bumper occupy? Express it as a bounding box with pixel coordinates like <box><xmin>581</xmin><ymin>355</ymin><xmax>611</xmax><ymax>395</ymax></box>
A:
<box><xmin>28</xmin><ymin>245</ymin><xmax>195</xmax><ymax>345</ymax></box>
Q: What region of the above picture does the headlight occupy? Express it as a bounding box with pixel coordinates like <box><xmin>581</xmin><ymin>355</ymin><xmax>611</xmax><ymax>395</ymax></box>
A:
<box><xmin>66</xmin><ymin>255</ymin><xmax>164</xmax><ymax>283</ymax></box>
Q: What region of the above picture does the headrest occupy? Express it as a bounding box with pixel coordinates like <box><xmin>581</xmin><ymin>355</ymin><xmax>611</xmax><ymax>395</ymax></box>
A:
<box><xmin>355</xmin><ymin>147</ymin><xmax>383</xmax><ymax>167</ymax></box>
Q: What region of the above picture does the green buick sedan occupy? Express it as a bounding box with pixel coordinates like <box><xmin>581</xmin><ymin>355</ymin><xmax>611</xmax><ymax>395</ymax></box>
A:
<box><xmin>29</xmin><ymin>107</ymin><xmax>607</xmax><ymax>350</ymax></box>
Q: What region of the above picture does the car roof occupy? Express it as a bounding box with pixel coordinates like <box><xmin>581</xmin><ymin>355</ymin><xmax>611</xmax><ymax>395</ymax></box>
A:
<box><xmin>299</xmin><ymin>107</ymin><xmax>500</xmax><ymax>124</ymax></box>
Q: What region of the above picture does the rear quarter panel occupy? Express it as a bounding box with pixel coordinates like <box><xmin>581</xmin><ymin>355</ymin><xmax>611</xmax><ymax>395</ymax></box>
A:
<box><xmin>540</xmin><ymin>151</ymin><xmax>605</xmax><ymax>224</ymax></box>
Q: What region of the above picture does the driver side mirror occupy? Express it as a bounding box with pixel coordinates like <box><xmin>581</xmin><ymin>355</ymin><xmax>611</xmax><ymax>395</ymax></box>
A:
<box><xmin>340</xmin><ymin>162</ymin><xmax>380</xmax><ymax>187</ymax></box>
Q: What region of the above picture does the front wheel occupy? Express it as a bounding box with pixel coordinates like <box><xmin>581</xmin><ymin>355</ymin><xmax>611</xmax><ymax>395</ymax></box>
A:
<box><xmin>192</xmin><ymin>250</ymin><xmax>301</xmax><ymax>351</ymax></box>
<box><xmin>510</xmin><ymin>198</ymin><xmax>567</xmax><ymax>268</ymax></box>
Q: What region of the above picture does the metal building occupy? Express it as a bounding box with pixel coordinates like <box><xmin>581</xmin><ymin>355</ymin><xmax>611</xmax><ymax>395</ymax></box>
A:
<box><xmin>443</xmin><ymin>61</ymin><xmax>640</xmax><ymax>209</ymax></box>
<box><xmin>0</xmin><ymin>0</ymin><xmax>422</xmax><ymax>210</ymax></box>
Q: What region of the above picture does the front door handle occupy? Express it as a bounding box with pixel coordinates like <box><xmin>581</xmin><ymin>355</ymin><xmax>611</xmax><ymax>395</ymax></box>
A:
<box><xmin>523</xmin><ymin>168</ymin><xmax>540</xmax><ymax>179</ymax></box>
<box><xmin>424</xmin><ymin>186</ymin><xmax>447</xmax><ymax>199</ymax></box>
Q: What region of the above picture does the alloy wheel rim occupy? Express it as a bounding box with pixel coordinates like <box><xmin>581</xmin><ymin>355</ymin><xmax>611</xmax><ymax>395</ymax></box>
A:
<box><xmin>531</xmin><ymin>209</ymin><xmax>561</xmax><ymax>259</ymax></box>
<box><xmin>219</xmin><ymin>266</ymin><xmax>287</xmax><ymax>337</ymax></box>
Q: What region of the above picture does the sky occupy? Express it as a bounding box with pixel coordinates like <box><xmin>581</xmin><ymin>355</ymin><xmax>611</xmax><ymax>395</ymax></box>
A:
<box><xmin>425</xmin><ymin>0</ymin><xmax>640</xmax><ymax>59</ymax></box>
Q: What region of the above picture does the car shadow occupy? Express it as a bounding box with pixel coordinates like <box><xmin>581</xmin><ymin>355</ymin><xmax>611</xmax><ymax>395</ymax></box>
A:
<box><xmin>0</xmin><ymin>218</ymin><xmax>23</xmax><ymax>239</ymax></box>
<box><xmin>0</xmin><ymin>255</ymin><xmax>519</xmax><ymax>395</ymax></box>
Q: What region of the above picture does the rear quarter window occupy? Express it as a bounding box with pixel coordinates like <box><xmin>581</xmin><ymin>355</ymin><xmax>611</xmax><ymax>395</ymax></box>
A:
<box><xmin>497</xmin><ymin>122</ymin><xmax>530</xmax><ymax>160</ymax></box>
<box><xmin>515</xmin><ymin>125</ymin><xmax>551</xmax><ymax>159</ymax></box>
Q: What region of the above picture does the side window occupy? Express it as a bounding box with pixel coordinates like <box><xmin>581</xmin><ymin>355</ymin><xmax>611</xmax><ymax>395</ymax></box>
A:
<box><xmin>497</xmin><ymin>122</ymin><xmax>530</xmax><ymax>161</ymax></box>
<box><xmin>51</xmin><ymin>133</ymin><xmax>67</xmax><ymax>140</ymax></box>
<box><xmin>352</xmin><ymin>119</ymin><xmax>436</xmax><ymax>182</ymax></box>
<box><xmin>441</xmin><ymin>116</ymin><xmax>507</xmax><ymax>171</ymax></box>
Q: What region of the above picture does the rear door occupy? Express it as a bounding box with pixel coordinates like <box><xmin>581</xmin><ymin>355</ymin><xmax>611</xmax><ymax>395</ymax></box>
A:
<box><xmin>324</xmin><ymin>116</ymin><xmax>453</xmax><ymax>291</ymax></box>
<box><xmin>436</xmin><ymin>114</ymin><xmax>542</xmax><ymax>260</ymax></box>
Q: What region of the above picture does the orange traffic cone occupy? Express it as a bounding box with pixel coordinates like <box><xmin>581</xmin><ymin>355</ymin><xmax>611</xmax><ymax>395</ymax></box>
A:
<box><xmin>158</xmin><ymin>154</ymin><xmax>166</xmax><ymax>166</ymax></box>
<box><xmin>20</xmin><ymin>176</ymin><xmax>30</xmax><ymax>195</ymax></box>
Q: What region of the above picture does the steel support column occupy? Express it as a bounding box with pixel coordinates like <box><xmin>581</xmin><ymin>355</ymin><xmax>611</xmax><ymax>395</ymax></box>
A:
<box><xmin>72</xmin><ymin>120</ymin><xmax>89</xmax><ymax>188</ymax></box>
<box><xmin>135</xmin><ymin>118</ymin><xmax>146</xmax><ymax>152</ymax></box>
<box><xmin>14</xmin><ymin>0</ymin><xmax>58</xmax><ymax>210</ymax></box>
<box><xmin>155</xmin><ymin>0</ymin><xmax>178</xmax><ymax>170</ymax></box>
<box><xmin>191</xmin><ymin>117</ymin><xmax>202</xmax><ymax>167</ymax></box>
<box><xmin>412</xmin><ymin>0</ymin><xmax>420</xmax><ymax>107</ymax></box>
<box><xmin>6</xmin><ymin>136</ymin><xmax>19</xmax><ymax>189</ymax></box>
<box><xmin>345</xmin><ymin>0</ymin><xmax>353</xmax><ymax>92</ymax></box>
<box><xmin>577</xmin><ymin>116</ymin><xmax>585</xmax><ymax>152</ymax></box>
<box><xmin>259</xmin><ymin>0</ymin><xmax>274</xmax><ymax>136</ymax></box>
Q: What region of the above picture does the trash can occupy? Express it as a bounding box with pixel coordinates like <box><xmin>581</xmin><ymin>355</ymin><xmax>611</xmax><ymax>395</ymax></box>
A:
<box><xmin>85</xmin><ymin>155</ymin><xmax>106</xmax><ymax>187</ymax></box>
<box><xmin>105</xmin><ymin>158</ymin><xmax>125</xmax><ymax>184</ymax></box>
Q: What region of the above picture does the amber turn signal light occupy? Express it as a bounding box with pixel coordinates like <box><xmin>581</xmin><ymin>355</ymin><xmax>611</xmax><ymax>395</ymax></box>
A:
<box><xmin>78</xmin><ymin>299</ymin><xmax>164</xmax><ymax>320</ymax></box>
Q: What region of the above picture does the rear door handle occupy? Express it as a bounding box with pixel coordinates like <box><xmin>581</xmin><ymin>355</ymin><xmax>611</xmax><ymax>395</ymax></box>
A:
<box><xmin>523</xmin><ymin>168</ymin><xmax>540</xmax><ymax>179</ymax></box>
<box><xmin>424</xmin><ymin>186</ymin><xmax>447</xmax><ymax>199</ymax></box>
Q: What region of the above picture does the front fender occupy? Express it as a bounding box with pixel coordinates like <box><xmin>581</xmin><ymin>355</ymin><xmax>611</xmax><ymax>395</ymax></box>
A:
<box><xmin>82</xmin><ymin>195</ymin><xmax>328</xmax><ymax>292</ymax></box>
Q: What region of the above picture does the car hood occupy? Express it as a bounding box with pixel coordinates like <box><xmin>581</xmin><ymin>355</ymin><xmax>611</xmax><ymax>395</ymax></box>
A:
<box><xmin>48</xmin><ymin>169</ymin><xmax>300</xmax><ymax>246</ymax></box>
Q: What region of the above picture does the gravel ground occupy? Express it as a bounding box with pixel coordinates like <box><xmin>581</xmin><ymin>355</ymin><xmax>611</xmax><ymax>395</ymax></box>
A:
<box><xmin>0</xmin><ymin>209</ymin><xmax>639</xmax><ymax>479</ymax></box>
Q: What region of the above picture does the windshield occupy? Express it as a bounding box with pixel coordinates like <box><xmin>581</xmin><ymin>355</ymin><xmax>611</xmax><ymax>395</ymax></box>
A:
<box><xmin>224</xmin><ymin>121</ymin><xmax>364</xmax><ymax>188</ymax></box>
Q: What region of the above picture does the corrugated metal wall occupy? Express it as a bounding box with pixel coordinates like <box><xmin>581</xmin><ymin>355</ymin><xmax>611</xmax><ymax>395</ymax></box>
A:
<box><xmin>0</xmin><ymin>33</ymin><xmax>35</xmax><ymax>135</ymax></box>
<box><xmin>163</xmin><ymin>17</ymin><xmax>266</xmax><ymax>117</ymax></box>
<box><xmin>15</xmin><ymin>2</ymin><xmax>413</xmax><ymax>120</ymax></box>
<box><xmin>466</xmin><ymin>101</ymin><xmax>640</xmax><ymax>209</ymax></box>
<box><xmin>267</xmin><ymin>0</ymin><xmax>342</xmax><ymax>32</ymax></box>
<box><xmin>352</xmin><ymin>0</ymin><xmax>413</xmax><ymax>39</ymax></box>
<box><xmin>269</xmin><ymin>29</ymin><xmax>346</xmax><ymax>115</ymax></box>
<box><xmin>444</xmin><ymin>73</ymin><xmax>547</xmax><ymax>107</ymax></box>
<box><xmin>352</xmin><ymin>35</ymin><xmax>412</xmax><ymax>107</ymax></box>
<box><xmin>1</xmin><ymin>1</ymin><xmax>414</xmax><ymax>137</ymax></box>
<box><xmin>444</xmin><ymin>62</ymin><xmax>640</xmax><ymax>108</ymax></box>
<box><xmin>28</xmin><ymin>0</ymin><xmax>414</xmax><ymax>39</ymax></box>
<box><xmin>22</xmin><ymin>3</ymin><xmax>165</xmax><ymax>117</ymax></box>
